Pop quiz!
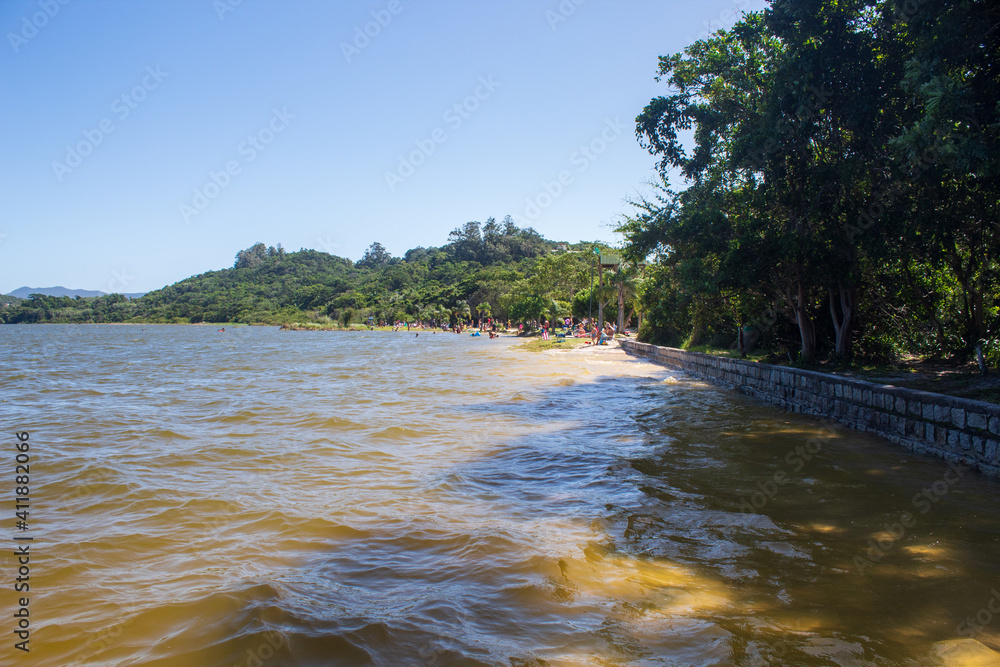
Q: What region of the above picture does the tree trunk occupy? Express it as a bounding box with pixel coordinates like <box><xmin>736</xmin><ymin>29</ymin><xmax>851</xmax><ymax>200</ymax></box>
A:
<box><xmin>829</xmin><ymin>282</ymin><xmax>854</xmax><ymax>359</ymax></box>
<box><xmin>598</xmin><ymin>267</ymin><xmax>604</xmax><ymax>330</ymax></box>
<box><xmin>794</xmin><ymin>281</ymin><xmax>816</xmax><ymax>362</ymax></box>
<box><xmin>617</xmin><ymin>283</ymin><xmax>625</xmax><ymax>332</ymax></box>
<box><xmin>953</xmin><ymin>258</ymin><xmax>987</xmax><ymax>360</ymax></box>
<box><xmin>902</xmin><ymin>263</ymin><xmax>946</xmax><ymax>357</ymax></box>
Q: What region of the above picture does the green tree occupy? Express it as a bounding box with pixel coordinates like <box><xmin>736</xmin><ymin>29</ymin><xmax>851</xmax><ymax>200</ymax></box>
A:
<box><xmin>476</xmin><ymin>301</ymin><xmax>491</xmax><ymax>326</ymax></box>
<box><xmin>357</xmin><ymin>242</ymin><xmax>393</xmax><ymax>269</ymax></box>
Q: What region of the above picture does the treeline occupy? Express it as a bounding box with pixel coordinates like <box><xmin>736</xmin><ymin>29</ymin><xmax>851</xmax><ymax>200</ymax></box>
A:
<box><xmin>1</xmin><ymin>217</ymin><xmax>637</xmax><ymax>329</ymax></box>
<box><xmin>621</xmin><ymin>0</ymin><xmax>998</xmax><ymax>367</ymax></box>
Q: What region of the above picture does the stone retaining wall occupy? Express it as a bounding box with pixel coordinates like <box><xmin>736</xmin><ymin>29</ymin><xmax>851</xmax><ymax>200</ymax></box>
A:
<box><xmin>621</xmin><ymin>339</ymin><xmax>1000</xmax><ymax>477</ymax></box>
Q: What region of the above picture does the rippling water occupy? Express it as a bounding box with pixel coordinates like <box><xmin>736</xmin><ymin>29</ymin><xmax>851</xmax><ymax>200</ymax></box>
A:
<box><xmin>3</xmin><ymin>325</ymin><xmax>1000</xmax><ymax>666</ymax></box>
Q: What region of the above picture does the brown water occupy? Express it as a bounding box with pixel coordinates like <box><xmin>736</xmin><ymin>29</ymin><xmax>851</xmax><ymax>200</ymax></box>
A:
<box><xmin>3</xmin><ymin>325</ymin><xmax>1000</xmax><ymax>666</ymax></box>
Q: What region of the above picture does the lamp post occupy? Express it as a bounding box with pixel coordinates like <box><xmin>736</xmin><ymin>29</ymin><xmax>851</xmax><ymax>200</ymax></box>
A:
<box><xmin>589</xmin><ymin>245</ymin><xmax>598</xmax><ymax>324</ymax></box>
<box><xmin>597</xmin><ymin>250</ymin><xmax>604</xmax><ymax>333</ymax></box>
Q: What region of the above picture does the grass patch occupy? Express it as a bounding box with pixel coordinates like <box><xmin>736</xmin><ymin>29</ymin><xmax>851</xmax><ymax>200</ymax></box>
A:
<box><xmin>681</xmin><ymin>344</ymin><xmax>774</xmax><ymax>363</ymax></box>
<box><xmin>516</xmin><ymin>337</ymin><xmax>587</xmax><ymax>352</ymax></box>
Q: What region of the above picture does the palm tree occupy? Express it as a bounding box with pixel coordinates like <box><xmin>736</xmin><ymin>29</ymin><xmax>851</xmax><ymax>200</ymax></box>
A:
<box><xmin>613</xmin><ymin>262</ymin><xmax>642</xmax><ymax>333</ymax></box>
<box><xmin>476</xmin><ymin>302</ymin><xmax>492</xmax><ymax>327</ymax></box>
<box><xmin>546</xmin><ymin>299</ymin><xmax>566</xmax><ymax>331</ymax></box>
<box><xmin>455</xmin><ymin>300</ymin><xmax>472</xmax><ymax>326</ymax></box>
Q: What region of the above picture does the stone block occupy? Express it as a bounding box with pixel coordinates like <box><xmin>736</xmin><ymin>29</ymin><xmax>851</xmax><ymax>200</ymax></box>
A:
<box><xmin>922</xmin><ymin>403</ymin><xmax>935</xmax><ymax>421</ymax></box>
<box><xmin>835</xmin><ymin>384</ymin><xmax>844</xmax><ymax>398</ymax></box>
<box><xmin>935</xmin><ymin>404</ymin><xmax>951</xmax><ymax>423</ymax></box>
<box><xmin>896</xmin><ymin>397</ymin><xmax>907</xmax><ymax>415</ymax></box>
<box><xmin>908</xmin><ymin>400</ymin><xmax>922</xmax><ymax>417</ymax></box>
<box><xmin>947</xmin><ymin>430</ymin><xmax>959</xmax><ymax>448</ymax></box>
<box><xmin>987</xmin><ymin>440</ymin><xmax>1000</xmax><ymax>464</ymax></box>
<box><xmin>967</xmin><ymin>412</ymin><xmax>988</xmax><ymax>431</ymax></box>
<box><xmin>863</xmin><ymin>389</ymin><xmax>873</xmax><ymax>406</ymax></box>
<box><xmin>973</xmin><ymin>436</ymin><xmax>985</xmax><ymax>455</ymax></box>
<box><xmin>951</xmin><ymin>408</ymin><xmax>966</xmax><ymax>430</ymax></box>
<box><xmin>960</xmin><ymin>433</ymin><xmax>972</xmax><ymax>451</ymax></box>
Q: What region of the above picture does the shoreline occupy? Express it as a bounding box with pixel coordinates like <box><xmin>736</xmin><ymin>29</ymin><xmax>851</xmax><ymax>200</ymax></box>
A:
<box><xmin>623</xmin><ymin>339</ymin><xmax>1000</xmax><ymax>478</ymax></box>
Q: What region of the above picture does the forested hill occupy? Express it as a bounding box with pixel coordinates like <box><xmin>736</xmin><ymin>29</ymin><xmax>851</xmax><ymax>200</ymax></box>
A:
<box><xmin>1</xmin><ymin>217</ymin><xmax>618</xmax><ymax>326</ymax></box>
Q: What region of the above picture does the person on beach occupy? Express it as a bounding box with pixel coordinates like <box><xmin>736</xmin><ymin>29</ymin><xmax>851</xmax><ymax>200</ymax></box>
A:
<box><xmin>542</xmin><ymin>320</ymin><xmax>550</xmax><ymax>340</ymax></box>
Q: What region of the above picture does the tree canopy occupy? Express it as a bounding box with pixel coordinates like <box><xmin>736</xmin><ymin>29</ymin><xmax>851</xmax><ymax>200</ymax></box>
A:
<box><xmin>622</xmin><ymin>0</ymin><xmax>999</xmax><ymax>367</ymax></box>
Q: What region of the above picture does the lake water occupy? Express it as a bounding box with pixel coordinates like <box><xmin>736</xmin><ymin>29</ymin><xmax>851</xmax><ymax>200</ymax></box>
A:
<box><xmin>3</xmin><ymin>325</ymin><xmax>1000</xmax><ymax>666</ymax></box>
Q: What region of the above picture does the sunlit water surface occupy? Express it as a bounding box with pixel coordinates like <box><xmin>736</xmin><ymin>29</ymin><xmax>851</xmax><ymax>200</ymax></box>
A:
<box><xmin>3</xmin><ymin>325</ymin><xmax>1000</xmax><ymax>666</ymax></box>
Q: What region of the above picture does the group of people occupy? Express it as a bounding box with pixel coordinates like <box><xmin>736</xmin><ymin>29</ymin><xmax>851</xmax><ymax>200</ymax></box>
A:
<box><xmin>535</xmin><ymin>317</ymin><xmax>621</xmax><ymax>345</ymax></box>
<box><xmin>579</xmin><ymin>319</ymin><xmax>618</xmax><ymax>345</ymax></box>
<box><xmin>380</xmin><ymin>316</ymin><xmax>626</xmax><ymax>344</ymax></box>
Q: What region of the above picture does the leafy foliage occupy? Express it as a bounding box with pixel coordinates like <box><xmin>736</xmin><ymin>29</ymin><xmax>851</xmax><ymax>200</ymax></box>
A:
<box><xmin>1</xmin><ymin>221</ymin><xmax>637</xmax><ymax>330</ymax></box>
<box><xmin>624</xmin><ymin>0</ymin><xmax>1000</xmax><ymax>367</ymax></box>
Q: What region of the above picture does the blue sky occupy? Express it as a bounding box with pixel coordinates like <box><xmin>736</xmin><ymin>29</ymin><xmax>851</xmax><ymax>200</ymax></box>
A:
<box><xmin>0</xmin><ymin>0</ymin><xmax>766</xmax><ymax>294</ymax></box>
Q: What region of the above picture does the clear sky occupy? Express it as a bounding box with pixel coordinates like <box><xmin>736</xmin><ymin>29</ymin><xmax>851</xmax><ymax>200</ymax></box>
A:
<box><xmin>0</xmin><ymin>0</ymin><xmax>766</xmax><ymax>294</ymax></box>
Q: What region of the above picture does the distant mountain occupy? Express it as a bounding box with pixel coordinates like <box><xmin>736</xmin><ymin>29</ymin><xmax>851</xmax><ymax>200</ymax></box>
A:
<box><xmin>6</xmin><ymin>286</ymin><xmax>146</xmax><ymax>299</ymax></box>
